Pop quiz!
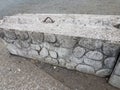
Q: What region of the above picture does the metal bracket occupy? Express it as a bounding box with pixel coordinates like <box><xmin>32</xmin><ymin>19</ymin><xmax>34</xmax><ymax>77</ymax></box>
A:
<box><xmin>42</xmin><ymin>17</ymin><xmax>55</xmax><ymax>23</ymax></box>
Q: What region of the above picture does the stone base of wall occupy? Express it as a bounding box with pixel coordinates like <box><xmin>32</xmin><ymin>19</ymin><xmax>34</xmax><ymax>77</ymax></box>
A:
<box><xmin>0</xmin><ymin>29</ymin><xmax>119</xmax><ymax>77</ymax></box>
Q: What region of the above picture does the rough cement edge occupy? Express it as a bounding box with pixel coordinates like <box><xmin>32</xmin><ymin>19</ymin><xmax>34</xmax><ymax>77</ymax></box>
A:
<box><xmin>0</xmin><ymin>14</ymin><xmax>120</xmax><ymax>44</ymax></box>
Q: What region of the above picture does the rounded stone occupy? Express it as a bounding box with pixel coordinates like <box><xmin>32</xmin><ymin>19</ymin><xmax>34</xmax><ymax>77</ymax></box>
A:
<box><xmin>57</xmin><ymin>35</ymin><xmax>77</xmax><ymax>48</ymax></box>
<box><xmin>66</xmin><ymin>62</ymin><xmax>77</xmax><ymax>69</ymax></box>
<box><xmin>104</xmin><ymin>57</ymin><xmax>116</xmax><ymax>68</ymax></box>
<box><xmin>56</xmin><ymin>48</ymin><xmax>72</xmax><ymax>58</ymax></box>
<box><xmin>15</xmin><ymin>31</ymin><xmax>29</xmax><ymax>40</ymax></box>
<box><xmin>49</xmin><ymin>51</ymin><xmax>58</xmax><ymax>59</ymax></box>
<box><xmin>73</xmin><ymin>46</ymin><xmax>85</xmax><ymax>58</ymax></box>
<box><xmin>58</xmin><ymin>59</ymin><xmax>66</xmax><ymax>66</ymax></box>
<box><xmin>114</xmin><ymin>63</ymin><xmax>120</xmax><ymax>75</ymax></box>
<box><xmin>28</xmin><ymin>50</ymin><xmax>38</xmax><ymax>57</ymax></box>
<box><xmin>69</xmin><ymin>56</ymin><xmax>83</xmax><ymax>64</ymax></box>
<box><xmin>96</xmin><ymin>69</ymin><xmax>111</xmax><ymax>77</ymax></box>
<box><xmin>45</xmin><ymin>57</ymin><xmax>58</xmax><ymax>65</ymax></box>
<box><xmin>44</xmin><ymin>34</ymin><xmax>56</xmax><ymax>43</ymax></box>
<box><xmin>40</xmin><ymin>47</ymin><xmax>49</xmax><ymax>58</ymax></box>
<box><xmin>84</xmin><ymin>57</ymin><xmax>102</xmax><ymax>70</ymax></box>
<box><xmin>103</xmin><ymin>43</ymin><xmax>120</xmax><ymax>56</ymax></box>
<box><xmin>4</xmin><ymin>30</ymin><xmax>16</xmax><ymax>40</ymax></box>
<box><xmin>31</xmin><ymin>44</ymin><xmax>41</xmax><ymax>51</ymax></box>
<box><xmin>86</xmin><ymin>51</ymin><xmax>103</xmax><ymax>61</ymax></box>
<box><xmin>30</xmin><ymin>32</ymin><xmax>44</xmax><ymax>44</ymax></box>
<box><xmin>76</xmin><ymin>64</ymin><xmax>95</xmax><ymax>74</ymax></box>
<box><xmin>14</xmin><ymin>40</ymin><xmax>30</xmax><ymax>49</ymax></box>
<box><xmin>79</xmin><ymin>38</ymin><xmax>103</xmax><ymax>50</ymax></box>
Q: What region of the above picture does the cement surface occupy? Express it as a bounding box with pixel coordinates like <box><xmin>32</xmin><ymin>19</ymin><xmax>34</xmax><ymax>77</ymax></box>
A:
<box><xmin>1</xmin><ymin>14</ymin><xmax>120</xmax><ymax>43</ymax></box>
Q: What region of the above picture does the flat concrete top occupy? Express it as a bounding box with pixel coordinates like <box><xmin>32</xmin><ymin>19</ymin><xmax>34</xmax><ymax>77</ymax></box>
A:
<box><xmin>0</xmin><ymin>14</ymin><xmax>120</xmax><ymax>43</ymax></box>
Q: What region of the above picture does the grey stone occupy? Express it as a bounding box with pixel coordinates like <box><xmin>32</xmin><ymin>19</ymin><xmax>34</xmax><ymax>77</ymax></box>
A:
<box><xmin>30</xmin><ymin>32</ymin><xmax>44</xmax><ymax>44</ymax></box>
<box><xmin>55</xmin><ymin>48</ymin><xmax>72</xmax><ymax>58</ymax></box>
<box><xmin>14</xmin><ymin>40</ymin><xmax>30</xmax><ymax>48</ymax></box>
<box><xmin>45</xmin><ymin>57</ymin><xmax>58</xmax><ymax>65</ymax></box>
<box><xmin>28</xmin><ymin>50</ymin><xmax>38</xmax><ymax>58</ymax></box>
<box><xmin>69</xmin><ymin>56</ymin><xmax>83</xmax><ymax>64</ymax></box>
<box><xmin>109</xmin><ymin>75</ymin><xmax>120</xmax><ymax>89</ymax></box>
<box><xmin>96</xmin><ymin>69</ymin><xmax>111</xmax><ymax>77</ymax></box>
<box><xmin>44</xmin><ymin>34</ymin><xmax>56</xmax><ymax>43</ymax></box>
<box><xmin>58</xmin><ymin>59</ymin><xmax>66</xmax><ymax>66</ymax></box>
<box><xmin>31</xmin><ymin>44</ymin><xmax>41</xmax><ymax>51</ymax></box>
<box><xmin>66</xmin><ymin>62</ymin><xmax>77</xmax><ymax>69</ymax></box>
<box><xmin>84</xmin><ymin>57</ymin><xmax>102</xmax><ymax>70</ymax></box>
<box><xmin>103</xmin><ymin>43</ymin><xmax>120</xmax><ymax>56</ymax></box>
<box><xmin>79</xmin><ymin>38</ymin><xmax>103</xmax><ymax>50</ymax></box>
<box><xmin>49</xmin><ymin>51</ymin><xmax>58</xmax><ymax>59</ymax></box>
<box><xmin>86</xmin><ymin>51</ymin><xmax>103</xmax><ymax>61</ymax></box>
<box><xmin>4</xmin><ymin>37</ymin><xmax>15</xmax><ymax>43</ymax></box>
<box><xmin>73</xmin><ymin>46</ymin><xmax>85</xmax><ymax>58</ymax></box>
<box><xmin>40</xmin><ymin>47</ymin><xmax>49</xmax><ymax>58</ymax></box>
<box><xmin>114</xmin><ymin>63</ymin><xmax>120</xmax><ymax>75</ymax></box>
<box><xmin>76</xmin><ymin>64</ymin><xmax>95</xmax><ymax>74</ymax></box>
<box><xmin>15</xmin><ymin>31</ymin><xmax>29</xmax><ymax>40</ymax></box>
<box><xmin>57</xmin><ymin>35</ymin><xmax>77</xmax><ymax>48</ymax></box>
<box><xmin>42</xmin><ymin>42</ymin><xmax>51</xmax><ymax>49</ymax></box>
<box><xmin>7</xmin><ymin>44</ymin><xmax>18</xmax><ymax>55</ymax></box>
<box><xmin>104</xmin><ymin>57</ymin><xmax>116</xmax><ymax>68</ymax></box>
<box><xmin>4</xmin><ymin>30</ymin><xmax>16</xmax><ymax>40</ymax></box>
<box><xmin>7</xmin><ymin>44</ymin><xmax>27</xmax><ymax>56</ymax></box>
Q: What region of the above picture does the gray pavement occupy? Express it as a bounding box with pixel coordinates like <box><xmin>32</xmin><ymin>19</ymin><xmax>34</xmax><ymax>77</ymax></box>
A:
<box><xmin>0</xmin><ymin>39</ymin><xmax>70</xmax><ymax>90</ymax></box>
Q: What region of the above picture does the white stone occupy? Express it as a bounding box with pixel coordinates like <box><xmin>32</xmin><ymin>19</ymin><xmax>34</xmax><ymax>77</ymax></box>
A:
<box><xmin>55</xmin><ymin>48</ymin><xmax>72</xmax><ymax>58</ymax></box>
<box><xmin>84</xmin><ymin>57</ymin><xmax>102</xmax><ymax>70</ymax></box>
<box><xmin>69</xmin><ymin>56</ymin><xmax>83</xmax><ymax>64</ymax></box>
<box><xmin>76</xmin><ymin>64</ymin><xmax>95</xmax><ymax>74</ymax></box>
<box><xmin>58</xmin><ymin>59</ymin><xmax>66</xmax><ymax>66</ymax></box>
<box><xmin>57</xmin><ymin>35</ymin><xmax>77</xmax><ymax>48</ymax></box>
<box><xmin>104</xmin><ymin>57</ymin><xmax>116</xmax><ymax>68</ymax></box>
<box><xmin>44</xmin><ymin>34</ymin><xmax>56</xmax><ymax>43</ymax></box>
<box><xmin>31</xmin><ymin>44</ymin><xmax>41</xmax><ymax>51</ymax></box>
<box><xmin>40</xmin><ymin>47</ymin><xmax>49</xmax><ymax>58</ymax></box>
<box><xmin>96</xmin><ymin>69</ymin><xmax>111</xmax><ymax>77</ymax></box>
<box><xmin>103</xmin><ymin>43</ymin><xmax>120</xmax><ymax>56</ymax></box>
<box><xmin>66</xmin><ymin>62</ymin><xmax>77</xmax><ymax>69</ymax></box>
<box><xmin>49</xmin><ymin>51</ymin><xmax>58</xmax><ymax>59</ymax></box>
<box><xmin>73</xmin><ymin>46</ymin><xmax>85</xmax><ymax>58</ymax></box>
<box><xmin>86</xmin><ymin>51</ymin><xmax>103</xmax><ymax>61</ymax></box>
<box><xmin>79</xmin><ymin>38</ymin><xmax>103</xmax><ymax>50</ymax></box>
<box><xmin>45</xmin><ymin>57</ymin><xmax>58</xmax><ymax>65</ymax></box>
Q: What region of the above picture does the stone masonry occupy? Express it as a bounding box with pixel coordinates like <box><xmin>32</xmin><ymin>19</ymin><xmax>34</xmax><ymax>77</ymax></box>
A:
<box><xmin>0</xmin><ymin>14</ymin><xmax>120</xmax><ymax>88</ymax></box>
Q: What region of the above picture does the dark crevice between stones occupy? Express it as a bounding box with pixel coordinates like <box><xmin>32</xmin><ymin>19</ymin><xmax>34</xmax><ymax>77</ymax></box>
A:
<box><xmin>113</xmin><ymin>24</ymin><xmax>120</xmax><ymax>29</ymax></box>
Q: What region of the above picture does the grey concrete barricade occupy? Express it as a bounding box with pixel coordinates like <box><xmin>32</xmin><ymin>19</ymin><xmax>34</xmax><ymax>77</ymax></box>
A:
<box><xmin>0</xmin><ymin>14</ymin><xmax>120</xmax><ymax>88</ymax></box>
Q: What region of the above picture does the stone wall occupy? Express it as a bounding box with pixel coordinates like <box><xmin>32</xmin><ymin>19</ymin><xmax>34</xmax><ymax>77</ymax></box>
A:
<box><xmin>0</xmin><ymin>29</ymin><xmax>120</xmax><ymax>77</ymax></box>
<box><xmin>109</xmin><ymin>56</ymin><xmax>120</xmax><ymax>88</ymax></box>
<box><xmin>1</xmin><ymin>14</ymin><xmax>120</xmax><ymax>88</ymax></box>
